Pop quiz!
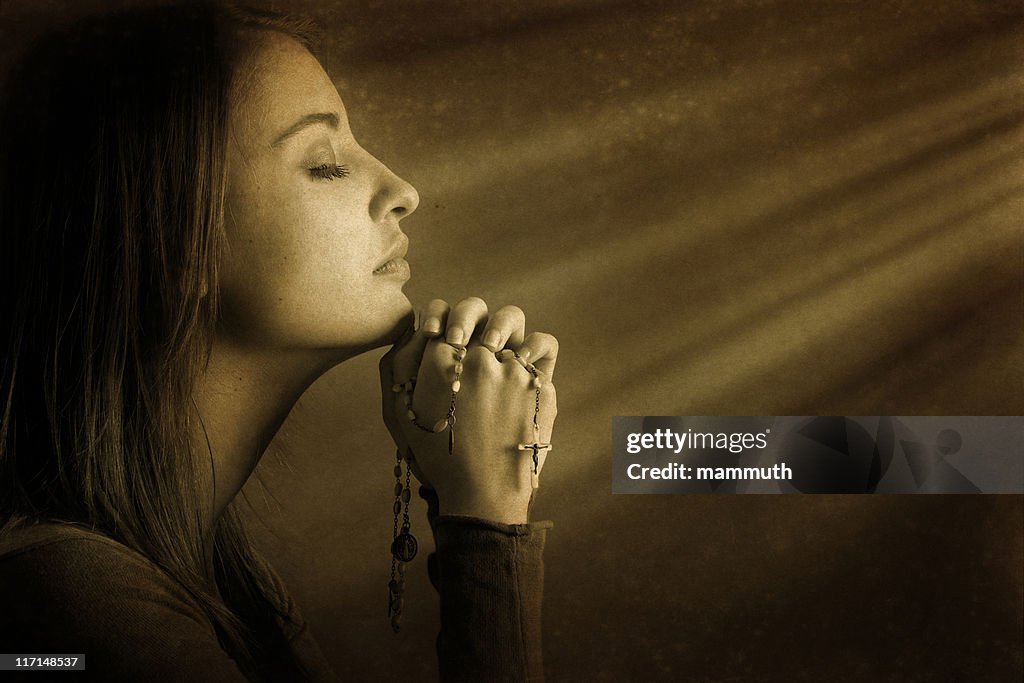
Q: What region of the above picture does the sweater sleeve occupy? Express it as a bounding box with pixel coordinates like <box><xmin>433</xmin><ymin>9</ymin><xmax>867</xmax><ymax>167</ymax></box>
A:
<box><xmin>418</xmin><ymin>486</ymin><xmax>553</xmax><ymax>682</ymax></box>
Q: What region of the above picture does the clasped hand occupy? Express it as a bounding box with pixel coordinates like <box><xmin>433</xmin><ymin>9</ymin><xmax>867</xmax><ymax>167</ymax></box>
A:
<box><xmin>379</xmin><ymin>297</ymin><xmax>558</xmax><ymax>525</ymax></box>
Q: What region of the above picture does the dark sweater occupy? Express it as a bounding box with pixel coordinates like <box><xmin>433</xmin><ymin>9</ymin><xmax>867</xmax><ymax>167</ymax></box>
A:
<box><xmin>0</xmin><ymin>488</ymin><xmax>552</xmax><ymax>682</ymax></box>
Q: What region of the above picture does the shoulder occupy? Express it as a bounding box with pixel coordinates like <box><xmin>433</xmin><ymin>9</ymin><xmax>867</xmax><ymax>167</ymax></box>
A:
<box><xmin>0</xmin><ymin>521</ymin><xmax>207</xmax><ymax>623</ymax></box>
<box><xmin>0</xmin><ymin>521</ymin><xmax>246</xmax><ymax>680</ymax></box>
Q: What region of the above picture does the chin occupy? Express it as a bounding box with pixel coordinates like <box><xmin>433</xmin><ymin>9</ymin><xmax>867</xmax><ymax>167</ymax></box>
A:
<box><xmin>305</xmin><ymin>293</ymin><xmax>413</xmax><ymax>354</ymax></box>
<box><xmin>353</xmin><ymin>301</ymin><xmax>415</xmax><ymax>350</ymax></box>
<box><xmin>381</xmin><ymin>305</ymin><xmax>416</xmax><ymax>344</ymax></box>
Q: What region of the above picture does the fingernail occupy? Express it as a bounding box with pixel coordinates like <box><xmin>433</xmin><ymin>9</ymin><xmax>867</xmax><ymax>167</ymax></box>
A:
<box><xmin>519</xmin><ymin>348</ymin><xmax>532</xmax><ymax>361</ymax></box>
<box><xmin>483</xmin><ymin>330</ymin><xmax>501</xmax><ymax>350</ymax></box>
<box><xmin>448</xmin><ymin>328</ymin><xmax>464</xmax><ymax>345</ymax></box>
<box><xmin>423</xmin><ymin>317</ymin><xmax>441</xmax><ymax>334</ymax></box>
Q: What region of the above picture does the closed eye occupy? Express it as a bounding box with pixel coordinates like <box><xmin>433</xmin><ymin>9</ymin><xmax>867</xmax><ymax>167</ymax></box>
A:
<box><xmin>309</xmin><ymin>163</ymin><xmax>350</xmax><ymax>180</ymax></box>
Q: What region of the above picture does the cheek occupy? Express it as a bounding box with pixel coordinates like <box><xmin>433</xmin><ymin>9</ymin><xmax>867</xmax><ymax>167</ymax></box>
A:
<box><xmin>219</xmin><ymin>177</ymin><xmax>387</xmax><ymax>345</ymax></box>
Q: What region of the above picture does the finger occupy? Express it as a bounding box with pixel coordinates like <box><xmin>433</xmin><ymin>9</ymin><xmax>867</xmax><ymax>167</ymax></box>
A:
<box><xmin>378</xmin><ymin>323</ymin><xmax>416</xmax><ymax>387</ymax></box>
<box><xmin>517</xmin><ymin>332</ymin><xmax>559</xmax><ymax>380</ymax></box>
<box><xmin>391</xmin><ymin>300</ymin><xmax>450</xmax><ymax>384</ymax></box>
<box><xmin>390</xmin><ymin>382</ymin><xmax>422</xmax><ymax>444</ymax></box>
<box><xmin>445</xmin><ymin>296</ymin><xmax>488</xmax><ymax>347</ymax></box>
<box><xmin>419</xmin><ymin>298</ymin><xmax>451</xmax><ymax>338</ymax></box>
<box><xmin>396</xmin><ymin>336</ymin><xmax>455</xmax><ymax>426</ymax></box>
<box><xmin>480</xmin><ymin>304</ymin><xmax>526</xmax><ymax>352</ymax></box>
<box><xmin>405</xmin><ymin>452</ymin><xmax>431</xmax><ymax>488</ymax></box>
<box><xmin>379</xmin><ymin>356</ymin><xmax>411</xmax><ymax>455</ymax></box>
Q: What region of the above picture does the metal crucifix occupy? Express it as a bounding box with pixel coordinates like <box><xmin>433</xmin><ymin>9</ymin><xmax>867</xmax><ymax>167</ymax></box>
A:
<box><xmin>518</xmin><ymin>441</ymin><xmax>553</xmax><ymax>489</ymax></box>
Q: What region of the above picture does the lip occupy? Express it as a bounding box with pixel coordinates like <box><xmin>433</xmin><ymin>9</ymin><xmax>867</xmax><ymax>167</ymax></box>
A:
<box><xmin>372</xmin><ymin>257</ymin><xmax>410</xmax><ymax>278</ymax></box>
<box><xmin>373</xmin><ymin>235</ymin><xmax>409</xmax><ymax>272</ymax></box>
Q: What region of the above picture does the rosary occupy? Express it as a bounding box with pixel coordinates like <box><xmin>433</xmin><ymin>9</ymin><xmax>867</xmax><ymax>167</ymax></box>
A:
<box><xmin>386</xmin><ymin>344</ymin><xmax>551</xmax><ymax>632</ymax></box>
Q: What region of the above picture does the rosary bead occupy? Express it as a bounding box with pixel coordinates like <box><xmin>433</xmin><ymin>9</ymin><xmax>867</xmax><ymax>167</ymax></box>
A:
<box><xmin>385</xmin><ymin>336</ymin><xmax>553</xmax><ymax>633</ymax></box>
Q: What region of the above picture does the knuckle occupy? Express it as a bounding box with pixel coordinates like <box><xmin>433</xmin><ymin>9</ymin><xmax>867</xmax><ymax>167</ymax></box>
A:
<box><xmin>462</xmin><ymin>345</ymin><xmax>495</xmax><ymax>373</ymax></box>
<box><xmin>502</xmin><ymin>364</ymin><xmax>521</xmax><ymax>382</ymax></box>
<box><xmin>424</xmin><ymin>341</ymin><xmax>449</xmax><ymax>365</ymax></box>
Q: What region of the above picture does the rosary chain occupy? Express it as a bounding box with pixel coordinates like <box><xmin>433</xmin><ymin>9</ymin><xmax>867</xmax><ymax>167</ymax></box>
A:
<box><xmin>388</xmin><ymin>343</ymin><xmax>551</xmax><ymax>631</ymax></box>
<box><xmin>388</xmin><ymin>448</ymin><xmax>405</xmax><ymax>632</ymax></box>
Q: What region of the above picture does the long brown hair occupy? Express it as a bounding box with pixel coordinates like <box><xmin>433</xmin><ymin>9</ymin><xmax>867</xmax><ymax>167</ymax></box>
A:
<box><xmin>0</xmin><ymin>3</ymin><xmax>319</xmax><ymax>680</ymax></box>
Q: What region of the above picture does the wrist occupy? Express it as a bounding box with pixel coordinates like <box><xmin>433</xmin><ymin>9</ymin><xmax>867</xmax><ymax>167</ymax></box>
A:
<box><xmin>437</xmin><ymin>491</ymin><xmax>531</xmax><ymax>525</ymax></box>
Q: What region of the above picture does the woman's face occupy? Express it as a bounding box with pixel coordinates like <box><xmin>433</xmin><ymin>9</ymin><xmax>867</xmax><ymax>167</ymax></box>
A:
<box><xmin>220</xmin><ymin>33</ymin><xmax>419</xmax><ymax>352</ymax></box>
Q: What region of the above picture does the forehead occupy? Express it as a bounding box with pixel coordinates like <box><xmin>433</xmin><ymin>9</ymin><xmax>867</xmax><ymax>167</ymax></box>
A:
<box><xmin>230</xmin><ymin>32</ymin><xmax>344</xmax><ymax>144</ymax></box>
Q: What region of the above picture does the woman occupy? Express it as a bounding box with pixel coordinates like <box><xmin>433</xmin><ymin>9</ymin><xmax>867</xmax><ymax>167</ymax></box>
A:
<box><xmin>0</xmin><ymin>3</ymin><xmax>558</xmax><ymax>681</ymax></box>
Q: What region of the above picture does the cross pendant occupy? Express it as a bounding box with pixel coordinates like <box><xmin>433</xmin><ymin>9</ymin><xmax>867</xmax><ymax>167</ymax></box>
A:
<box><xmin>518</xmin><ymin>442</ymin><xmax>552</xmax><ymax>489</ymax></box>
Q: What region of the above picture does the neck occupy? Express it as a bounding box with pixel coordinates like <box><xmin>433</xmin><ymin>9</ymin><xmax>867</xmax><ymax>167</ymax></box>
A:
<box><xmin>189</xmin><ymin>337</ymin><xmax>359</xmax><ymax>577</ymax></box>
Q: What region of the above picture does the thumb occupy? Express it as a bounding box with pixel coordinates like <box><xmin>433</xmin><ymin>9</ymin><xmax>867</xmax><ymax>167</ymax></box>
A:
<box><xmin>380</xmin><ymin>325</ymin><xmax>416</xmax><ymax>384</ymax></box>
<box><xmin>390</xmin><ymin>325</ymin><xmax>435</xmax><ymax>388</ymax></box>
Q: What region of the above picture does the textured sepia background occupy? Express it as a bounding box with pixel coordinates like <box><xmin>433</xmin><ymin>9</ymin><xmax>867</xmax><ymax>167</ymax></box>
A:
<box><xmin>3</xmin><ymin>1</ymin><xmax>1022</xmax><ymax>680</ymax></box>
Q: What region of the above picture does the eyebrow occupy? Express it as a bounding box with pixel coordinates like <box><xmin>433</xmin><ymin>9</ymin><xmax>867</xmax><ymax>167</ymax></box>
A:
<box><xmin>271</xmin><ymin>112</ymin><xmax>340</xmax><ymax>147</ymax></box>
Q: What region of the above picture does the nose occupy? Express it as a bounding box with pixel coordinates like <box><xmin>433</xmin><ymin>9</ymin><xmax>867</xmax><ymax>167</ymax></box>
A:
<box><xmin>370</xmin><ymin>158</ymin><xmax>420</xmax><ymax>223</ymax></box>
